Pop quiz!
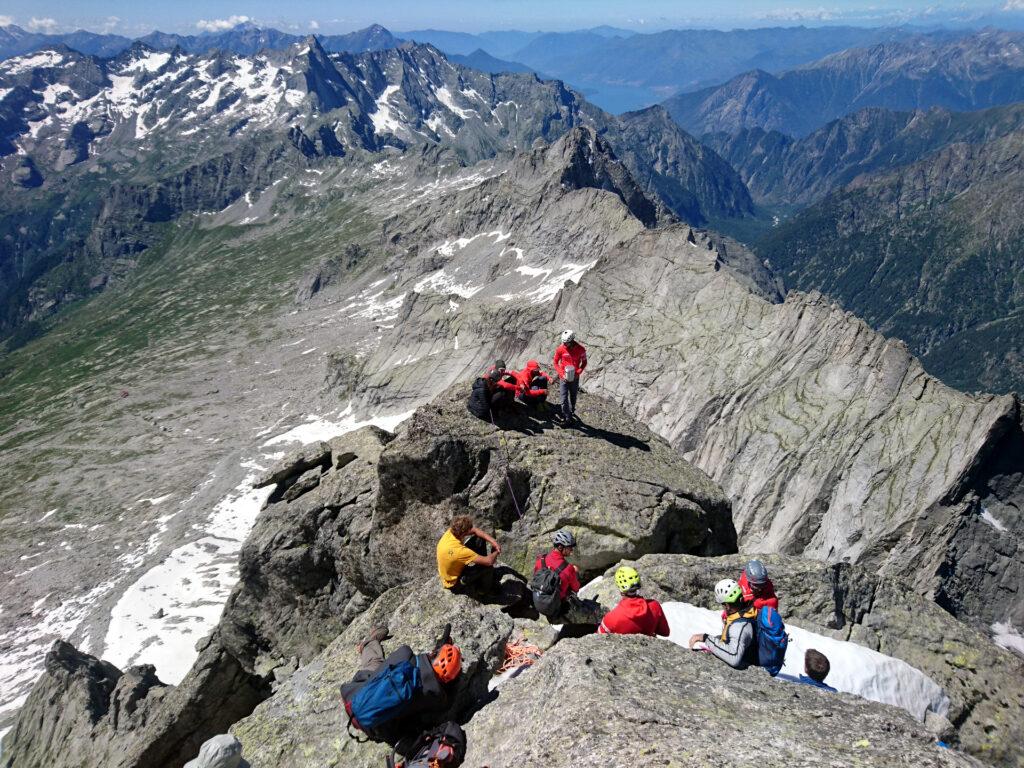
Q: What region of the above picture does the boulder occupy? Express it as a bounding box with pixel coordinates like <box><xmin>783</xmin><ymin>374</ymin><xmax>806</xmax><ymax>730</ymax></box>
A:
<box><xmin>587</xmin><ymin>554</ymin><xmax>1024</xmax><ymax>766</ymax></box>
<box><xmin>252</xmin><ymin>441</ymin><xmax>333</xmax><ymax>489</ymax></box>
<box><xmin>232</xmin><ymin>579</ymin><xmax>515</xmax><ymax>768</ymax></box>
<box><xmin>463</xmin><ymin>633</ymin><xmax>981</xmax><ymax>767</ymax></box>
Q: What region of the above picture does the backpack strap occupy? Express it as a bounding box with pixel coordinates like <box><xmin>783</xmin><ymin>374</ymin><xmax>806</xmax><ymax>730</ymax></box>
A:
<box><xmin>553</xmin><ymin>561</ymin><xmax>568</xmax><ymax>575</ymax></box>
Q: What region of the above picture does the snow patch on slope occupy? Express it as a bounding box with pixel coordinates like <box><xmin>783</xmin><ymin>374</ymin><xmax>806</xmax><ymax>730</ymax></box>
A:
<box><xmin>660</xmin><ymin>602</ymin><xmax>949</xmax><ymax>722</ymax></box>
<box><xmin>371</xmin><ymin>84</ymin><xmax>403</xmax><ymax>135</ymax></box>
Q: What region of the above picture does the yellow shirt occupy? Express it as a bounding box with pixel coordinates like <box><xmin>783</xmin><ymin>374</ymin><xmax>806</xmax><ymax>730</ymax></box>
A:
<box><xmin>436</xmin><ymin>529</ymin><xmax>479</xmax><ymax>588</ymax></box>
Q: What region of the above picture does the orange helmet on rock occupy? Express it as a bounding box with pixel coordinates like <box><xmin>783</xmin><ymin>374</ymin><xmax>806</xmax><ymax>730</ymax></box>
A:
<box><xmin>432</xmin><ymin>643</ymin><xmax>462</xmax><ymax>684</ymax></box>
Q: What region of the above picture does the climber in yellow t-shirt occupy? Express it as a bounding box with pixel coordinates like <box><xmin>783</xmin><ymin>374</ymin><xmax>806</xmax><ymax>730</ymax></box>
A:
<box><xmin>436</xmin><ymin>514</ymin><xmax>501</xmax><ymax>594</ymax></box>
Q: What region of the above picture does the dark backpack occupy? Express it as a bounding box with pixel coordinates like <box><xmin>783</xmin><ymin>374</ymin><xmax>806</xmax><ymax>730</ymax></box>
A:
<box><xmin>344</xmin><ymin>659</ymin><xmax>421</xmax><ymax>735</ymax></box>
<box><xmin>388</xmin><ymin>721</ymin><xmax>467</xmax><ymax>768</ymax></box>
<box><xmin>755</xmin><ymin>606</ymin><xmax>788</xmax><ymax>676</ymax></box>
<box><xmin>530</xmin><ymin>553</ymin><xmax>568</xmax><ymax>617</ymax></box>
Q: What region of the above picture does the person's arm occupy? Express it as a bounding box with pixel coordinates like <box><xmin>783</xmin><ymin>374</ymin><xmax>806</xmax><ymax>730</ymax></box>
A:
<box><xmin>553</xmin><ymin>347</ymin><xmax>564</xmax><ymax>377</ymax></box>
<box><xmin>471</xmin><ymin>526</ymin><xmax>500</xmax><ymax>554</ymax></box>
<box><xmin>472</xmin><ymin>551</ymin><xmax>498</xmax><ymax>566</ymax></box>
<box><xmin>578</xmin><ymin>348</ymin><xmax>587</xmax><ymax>373</ymax></box>
<box><xmin>653</xmin><ymin>602</ymin><xmax>670</xmax><ymax>637</ymax></box>
<box><xmin>704</xmin><ymin>621</ymin><xmax>754</xmax><ymax>669</ymax></box>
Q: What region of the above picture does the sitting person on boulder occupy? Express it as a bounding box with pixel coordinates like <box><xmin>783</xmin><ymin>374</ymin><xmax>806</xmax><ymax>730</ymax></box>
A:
<box><xmin>531</xmin><ymin>530</ymin><xmax>604</xmax><ymax>626</ymax></box>
<box><xmin>341</xmin><ymin>624</ymin><xmax>462</xmax><ymax>743</ymax></box>
<box><xmin>689</xmin><ymin>578</ymin><xmax>758</xmax><ymax>669</ymax></box>
<box><xmin>436</xmin><ymin>514</ymin><xmax>500</xmax><ymax>595</ymax></box>
<box><xmin>516</xmin><ymin>360</ymin><xmax>550</xmax><ymax>411</ymax></box>
<box><xmin>467</xmin><ymin>362</ymin><xmax>517</xmax><ymax>421</ymax></box>
<box><xmin>598</xmin><ymin>566</ymin><xmax>670</xmax><ymax>637</ymax></box>
<box><xmin>798</xmin><ymin>649</ymin><xmax>837</xmax><ymax>692</ymax></box>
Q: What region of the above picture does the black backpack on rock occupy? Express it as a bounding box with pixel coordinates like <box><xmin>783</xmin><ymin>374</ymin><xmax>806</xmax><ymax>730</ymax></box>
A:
<box><xmin>530</xmin><ymin>552</ymin><xmax>568</xmax><ymax>617</ymax></box>
<box><xmin>387</xmin><ymin>721</ymin><xmax>467</xmax><ymax>768</ymax></box>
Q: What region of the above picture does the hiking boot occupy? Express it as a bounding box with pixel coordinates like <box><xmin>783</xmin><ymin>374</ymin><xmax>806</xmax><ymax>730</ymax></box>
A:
<box><xmin>356</xmin><ymin>625</ymin><xmax>391</xmax><ymax>653</ymax></box>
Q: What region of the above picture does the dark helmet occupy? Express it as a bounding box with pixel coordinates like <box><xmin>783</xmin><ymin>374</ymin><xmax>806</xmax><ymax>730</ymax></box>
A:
<box><xmin>744</xmin><ymin>559</ymin><xmax>769</xmax><ymax>588</ymax></box>
<box><xmin>494</xmin><ymin>359</ymin><xmax>507</xmax><ymax>372</ymax></box>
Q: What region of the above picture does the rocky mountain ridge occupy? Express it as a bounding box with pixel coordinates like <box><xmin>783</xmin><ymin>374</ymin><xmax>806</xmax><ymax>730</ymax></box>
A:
<box><xmin>664</xmin><ymin>30</ymin><xmax>1024</xmax><ymax>137</ymax></box>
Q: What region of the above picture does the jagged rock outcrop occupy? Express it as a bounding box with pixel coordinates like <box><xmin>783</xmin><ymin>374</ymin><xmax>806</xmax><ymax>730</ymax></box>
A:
<box><xmin>588</xmin><ymin>554</ymin><xmax>1024</xmax><ymax>765</ymax></box>
<box><xmin>463</xmin><ymin>633</ymin><xmax>979</xmax><ymax>767</ymax></box>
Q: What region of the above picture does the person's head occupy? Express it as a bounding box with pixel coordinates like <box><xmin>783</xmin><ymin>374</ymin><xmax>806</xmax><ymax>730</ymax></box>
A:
<box><xmin>485</xmin><ymin>368</ymin><xmax>500</xmax><ymax>384</ymax></box>
<box><xmin>432</xmin><ymin>643</ymin><xmax>462</xmax><ymax>684</ymax></box>
<box><xmin>744</xmin><ymin>559</ymin><xmax>769</xmax><ymax>590</ymax></box>
<box><xmin>553</xmin><ymin>529</ymin><xmax>577</xmax><ymax>554</ymax></box>
<box><xmin>560</xmin><ymin>329</ymin><xmax>576</xmax><ymax>345</ymax></box>
<box><xmin>805</xmin><ymin>649</ymin><xmax>830</xmax><ymax>683</ymax></box>
<box><xmin>614</xmin><ymin>566</ymin><xmax>641</xmax><ymax>596</ymax></box>
<box><xmin>715</xmin><ymin>578</ymin><xmax>743</xmax><ymax>612</ymax></box>
<box><xmin>525</xmin><ymin>359</ymin><xmax>540</xmax><ymax>372</ymax></box>
<box><xmin>450</xmin><ymin>515</ymin><xmax>474</xmax><ymax>540</ymax></box>
<box><xmin>494</xmin><ymin>359</ymin><xmax>507</xmax><ymax>373</ymax></box>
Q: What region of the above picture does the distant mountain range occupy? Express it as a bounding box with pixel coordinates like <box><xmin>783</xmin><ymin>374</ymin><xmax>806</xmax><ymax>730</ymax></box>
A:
<box><xmin>0</xmin><ymin>22</ymin><xmax>969</xmax><ymax>115</ymax></box>
<box><xmin>664</xmin><ymin>30</ymin><xmax>1024</xmax><ymax>137</ymax></box>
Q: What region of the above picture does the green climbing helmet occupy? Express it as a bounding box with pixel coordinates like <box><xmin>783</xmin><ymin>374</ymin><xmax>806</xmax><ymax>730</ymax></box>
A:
<box><xmin>614</xmin><ymin>566</ymin><xmax>641</xmax><ymax>594</ymax></box>
<box><xmin>715</xmin><ymin>578</ymin><xmax>743</xmax><ymax>604</ymax></box>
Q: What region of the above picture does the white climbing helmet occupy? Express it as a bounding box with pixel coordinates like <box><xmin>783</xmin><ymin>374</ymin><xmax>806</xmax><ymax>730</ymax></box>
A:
<box><xmin>561</xmin><ymin>329</ymin><xmax>575</xmax><ymax>343</ymax></box>
<box><xmin>715</xmin><ymin>578</ymin><xmax>743</xmax><ymax>604</ymax></box>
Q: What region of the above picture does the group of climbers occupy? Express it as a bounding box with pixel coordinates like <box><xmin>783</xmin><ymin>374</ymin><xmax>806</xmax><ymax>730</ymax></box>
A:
<box><xmin>466</xmin><ymin>329</ymin><xmax>587</xmax><ymax>425</ymax></box>
<box><xmin>340</xmin><ymin>329</ymin><xmax>834</xmax><ymax>766</ymax></box>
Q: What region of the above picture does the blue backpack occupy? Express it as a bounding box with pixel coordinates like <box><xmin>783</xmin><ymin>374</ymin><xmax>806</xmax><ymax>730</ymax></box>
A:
<box><xmin>345</xmin><ymin>659</ymin><xmax>421</xmax><ymax>733</ymax></box>
<box><xmin>756</xmin><ymin>606</ymin><xmax>788</xmax><ymax>676</ymax></box>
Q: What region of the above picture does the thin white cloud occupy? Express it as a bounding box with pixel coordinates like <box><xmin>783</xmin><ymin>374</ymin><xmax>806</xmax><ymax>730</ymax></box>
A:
<box><xmin>196</xmin><ymin>14</ymin><xmax>250</xmax><ymax>33</ymax></box>
<box><xmin>27</xmin><ymin>17</ymin><xmax>60</xmax><ymax>33</ymax></box>
<box><xmin>101</xmin><ymin>16</ymin><xmax>121</xmax><ymax>33</ymax></box>
<box><xmin>1004</xmin><ymin>0</ymin><xmax>1024</xmax><ymax>9</ymax></box>
<box><xmin>0</xmin><ymin>15</ymin><xmax>14</xmax><ymax>27</ymax></box>
<box><xmin>310</xmin><ymin>20</ymin><xmax>320</xmax><ymax>30</ymax></box>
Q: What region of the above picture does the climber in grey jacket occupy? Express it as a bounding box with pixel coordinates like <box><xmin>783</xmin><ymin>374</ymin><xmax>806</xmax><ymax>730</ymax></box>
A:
<box><xmin>688</xmin><ymin>578</ymin><xmax>759</xmax><ymax>669</ymax></box>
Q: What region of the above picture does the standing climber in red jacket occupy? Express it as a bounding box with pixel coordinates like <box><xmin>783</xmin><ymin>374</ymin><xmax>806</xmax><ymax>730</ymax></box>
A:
<box><xmin>553</xmin><ymin>330</ymin><xmax>587</xmax><ymax>424</ymax></box>
<box><xmin>598</xmin><ymin>566</ymin><xmax>670</xmax><ymax>638</ymax></box>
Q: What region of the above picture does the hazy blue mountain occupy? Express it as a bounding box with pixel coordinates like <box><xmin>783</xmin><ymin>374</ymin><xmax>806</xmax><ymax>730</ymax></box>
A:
<box><xmin>665</xmin><ymin>29</ymin><xmax>1024</xmax><ymax>137</ymax></box>
<box><xmin>0</xmin><ymin>24</ymin><xmax>131</xmax><ymax>59</ymax></box>
<box><xmin>447</xmin><ymin>49</ymin><xmax>536</xmax><ymax>75</ymax></box>
<box><xmin>400</xmin><ymin>29</ymin><xmax>542</xmax><ymax>58</ymax></box>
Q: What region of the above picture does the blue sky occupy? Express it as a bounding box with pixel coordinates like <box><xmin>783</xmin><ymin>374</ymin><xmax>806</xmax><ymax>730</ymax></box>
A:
<box><xmin>0</xmin><ymin>0</ymin><xmax>1019</xmax><ymax>35</ymax></box>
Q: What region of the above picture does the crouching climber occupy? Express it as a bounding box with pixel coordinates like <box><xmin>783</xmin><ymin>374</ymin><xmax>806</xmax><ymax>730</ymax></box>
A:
<box><xmin>530</xmin><ymin>530</ymin><xmax>604</xmax><ymax>626</ymax></box>
<box><xmin>517</xmin><ymin>360</ymin><xmax>550</xmax><ymax>411</ymax></box>
<box><xmin>340</xmin><ymin>624</ymin><xmax>462</xmax><ymax>744</ymax></box>
<box><xmin>437</xmin><ymin>515</ymin><xmax>501</xmax><ymax>596</ymax></box>
<box><xmin>689</xmin><ymin>578</ymin><xmax>759</xmax><ymax>669</ymax></box>
<box><xmin>738</xmin><ymin>559</ymin><xmax>779</xmax><ymax>610</ymax></box>
<box><xmin>598</xmin><ymin>566</ymin><xmax>670</xmax><ymax>637</ymax></box>
<box><xmin>467</xmin><ymin>361</ymin><xmax>517</xmax><ymax>422</ymax></box>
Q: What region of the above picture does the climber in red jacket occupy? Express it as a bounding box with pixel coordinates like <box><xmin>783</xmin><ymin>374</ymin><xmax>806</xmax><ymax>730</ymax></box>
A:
<box><xmin>553</xmin><ymin>330</ymin><xmax>587</xmax><ymax>424</ymax></box>
<box><xmin>517</xmin><ymin>360</ymin><xmax>550</xmax><ymax>411</ymax></box>
<box><xmin>738</xmin><ymin>559</ymin><xmax>779</xmax><ymax>610</ymax></box>
<box><xmin>598</xmin><ymin>566</ymin><xmax>670</xmax><ymax>637</ymax></box>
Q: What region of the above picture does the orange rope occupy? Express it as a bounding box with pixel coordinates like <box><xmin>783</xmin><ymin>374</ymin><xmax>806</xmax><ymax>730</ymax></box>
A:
<box><xmin>498</xmin><ymin>637</ymin><xmax>543</xmax><ymax>673</ymax></box>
